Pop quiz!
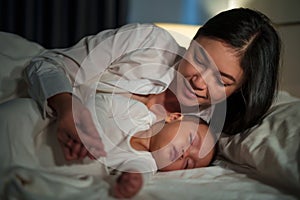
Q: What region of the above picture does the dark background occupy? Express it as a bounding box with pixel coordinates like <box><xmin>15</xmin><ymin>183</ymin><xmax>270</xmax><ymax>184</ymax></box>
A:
<box><xmin>0</xmin><ymin>0</ymin><xmax>129</xmax><ymax>48</ymax></box>
<box><xmin>0</xmin><ymin>0</ymin><xmax>225</xmax><ymax>49</ymax></box>
<box><xmin>0</xmin><ymin>0</ymin><xmax>220</xmax><ymax>49</ymax></box>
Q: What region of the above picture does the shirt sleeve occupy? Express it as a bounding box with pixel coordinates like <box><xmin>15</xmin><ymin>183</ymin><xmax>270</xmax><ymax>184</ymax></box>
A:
<box><xmin>23</xmin><ymin>23</ymin><xmax>183</xmax><ymax>117</ymax></box>
<box><xmin>24</xmin><ymin>55</ymin><xmax>73</xmax><ymax>117</ymax></box>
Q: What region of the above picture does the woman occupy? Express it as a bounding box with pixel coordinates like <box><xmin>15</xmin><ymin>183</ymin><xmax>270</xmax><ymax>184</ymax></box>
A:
<box><xmin>24</xmin><ymin>8</ymin><xmax>281</xmax><ymax>161</ymax></box>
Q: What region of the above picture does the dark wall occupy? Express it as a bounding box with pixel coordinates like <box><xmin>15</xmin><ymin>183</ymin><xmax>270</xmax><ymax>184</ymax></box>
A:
<box><xmin>0</xmin><ymin>0</ymin><xmax>128</xmax><ymax>48</ymax></box>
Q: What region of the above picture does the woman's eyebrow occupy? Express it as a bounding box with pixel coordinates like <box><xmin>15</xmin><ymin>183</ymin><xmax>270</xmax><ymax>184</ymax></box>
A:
<box><xmin>220</xmin><ymin>71</ymin><xmax>236</xmax><ymax>83</ymax></box>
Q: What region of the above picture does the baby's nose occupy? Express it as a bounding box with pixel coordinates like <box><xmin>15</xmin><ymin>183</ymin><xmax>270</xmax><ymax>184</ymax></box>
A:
<box><xmin>188</xmin><ymin>145</ymin><xmax>201</xmax><ymax>159</ymax></box>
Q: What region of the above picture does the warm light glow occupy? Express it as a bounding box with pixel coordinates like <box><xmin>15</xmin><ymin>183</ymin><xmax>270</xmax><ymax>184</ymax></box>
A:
<box><xmin>227</xmin><ymin>0</ymin><xmax>252</xmax><ymax>9</ymax></box>
<box><xmin>155</xmin><ymin>23</ymin><xmax>200</xmax><ymax>47</ymax></box>
<box><xmin>155</xmin><ymin>23</ymin><xmax>200</xmax><ymax>39</ymax></box>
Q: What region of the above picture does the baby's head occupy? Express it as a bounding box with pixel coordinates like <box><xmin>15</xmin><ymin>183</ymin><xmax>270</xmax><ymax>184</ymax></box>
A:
<box><xmin>149</xmin><ymin>114</ymin><xmax>216</xmax><ymax>171</ymax></box>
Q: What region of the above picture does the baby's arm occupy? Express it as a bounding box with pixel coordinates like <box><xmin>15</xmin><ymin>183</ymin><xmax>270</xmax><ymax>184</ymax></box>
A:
<box><xmin>106</xmin><ymin>152</ymin><xmax>156</xmax><ymax>198</ymax></box>
<box><xmin>111</xmin><ymin>171</ymin><xmax>143</xmax><ymax>199</ymax></box>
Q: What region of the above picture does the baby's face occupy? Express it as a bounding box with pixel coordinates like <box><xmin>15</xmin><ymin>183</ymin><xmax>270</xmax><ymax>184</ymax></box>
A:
<box><xmin>149</xmin><ymin>119</ymin><xmax>215</xmax><ymax>171</ymax></box>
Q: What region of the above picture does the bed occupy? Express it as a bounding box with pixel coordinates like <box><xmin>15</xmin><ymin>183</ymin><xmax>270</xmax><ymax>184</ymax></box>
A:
<box><xmin>0</xmin><ymin>26</ymin><xmax>299</xmax><ymax>200</ymax></box>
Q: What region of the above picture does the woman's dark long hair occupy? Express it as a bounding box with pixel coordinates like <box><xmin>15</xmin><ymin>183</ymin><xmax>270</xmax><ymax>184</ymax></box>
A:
<box><xmin>193</xmin><ymin>8</ymin><xmax>281</xmax><ymax>135</ymax></box>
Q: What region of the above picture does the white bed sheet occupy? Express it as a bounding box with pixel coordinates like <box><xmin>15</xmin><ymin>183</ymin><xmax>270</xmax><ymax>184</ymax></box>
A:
<box><xmin>2</xmin><ymin>165</ymin><xmax>296</xmax><ymax>200</ymax></box>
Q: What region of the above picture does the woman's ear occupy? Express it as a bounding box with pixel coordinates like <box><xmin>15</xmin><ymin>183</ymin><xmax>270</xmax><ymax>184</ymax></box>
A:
<box><xmin>165</xmin><ymin>112</ymin><xmax>183</xmax><ymax>123</ymax></box>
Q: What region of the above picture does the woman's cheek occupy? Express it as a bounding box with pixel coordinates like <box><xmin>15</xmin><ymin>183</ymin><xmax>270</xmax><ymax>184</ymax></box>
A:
<box><xmin>208</xmin><ymin>87</ymin><xmax>227</xmax><ymax>104</ymax></box>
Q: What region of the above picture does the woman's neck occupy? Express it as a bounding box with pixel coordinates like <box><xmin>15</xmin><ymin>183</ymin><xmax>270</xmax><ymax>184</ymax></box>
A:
<box><xmin>147</xmin><ymin>89</ymin><xmax>181</xmax><ymax>114</ymax></box>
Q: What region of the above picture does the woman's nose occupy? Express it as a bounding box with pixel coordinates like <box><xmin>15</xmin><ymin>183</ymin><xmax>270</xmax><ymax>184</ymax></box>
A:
<box><xmin>191</xmin><ymin>73</ymin><xmax>208</xmax><ymax>90</ymax></box>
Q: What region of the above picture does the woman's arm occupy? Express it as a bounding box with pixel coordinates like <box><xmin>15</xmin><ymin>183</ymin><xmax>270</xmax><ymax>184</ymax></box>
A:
<box><xmin>24</xmin><ymin>56</ymin><xmax>97</xmax><ymax>160</ymax></box>
<box><xmin>23</xmin><ymin>25</ymin><xmax>135</xmax><ymax>160</ymax></box>
<box><xmin>24</xmin><ymin>23</ymin><xmax>181</xmax><ymax>161</ymax></box>
<box><xmin>24</xmin><ymin>23</ymin><xmax>182</xmax><ymax>116</ymax></box>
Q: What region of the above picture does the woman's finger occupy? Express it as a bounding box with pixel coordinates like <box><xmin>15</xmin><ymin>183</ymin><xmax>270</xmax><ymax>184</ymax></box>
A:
<box><xmin>79</xmin><ymin>145</ymin><xmax>89</xmax><ymax>159</ymax></box>
<box><xmin>71</xmin><ymin>141</ymin><xmax>82</xmax><ymax>158</ymax></box>
<box><xmin>57</xmin><ymin>130</ymin><xmax>72</xmax><ymax>146</ymax></box>
<box><xmin>76</xmin><ymin>128</ymin><xmax>106</xmax><ymax>157</ymax></box>
<box><xmin>61</xmin><ymin>143</ymin><xmax>77</xmax><ymax>160</ymax></box>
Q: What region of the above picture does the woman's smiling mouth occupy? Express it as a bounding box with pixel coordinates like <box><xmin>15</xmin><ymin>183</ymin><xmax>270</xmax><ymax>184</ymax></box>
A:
<box><xmin>183</xmin><ymin>79</ymin><xmax>208</xmax><ymax>99</ymax></box>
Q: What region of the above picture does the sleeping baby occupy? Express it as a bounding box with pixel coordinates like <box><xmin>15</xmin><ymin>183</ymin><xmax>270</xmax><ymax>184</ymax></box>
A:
<box><xmin>88</xmin><ymin>92</ymin><xmax>216</xmax><ymax>198</ymax></box>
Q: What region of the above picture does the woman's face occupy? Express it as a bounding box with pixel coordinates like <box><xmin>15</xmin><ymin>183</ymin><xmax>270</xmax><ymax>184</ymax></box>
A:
<box><xmin>175</xmin><ymin>37</ymin><xmax>244</xmax><ymax>107</ymax></box>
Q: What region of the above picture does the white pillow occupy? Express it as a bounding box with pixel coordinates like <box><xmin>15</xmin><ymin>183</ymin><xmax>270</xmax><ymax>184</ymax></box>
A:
<box><xmin>216</xmin><ymin>94</ymin><xmax>300</xmax><ymax>197</ymax></box>
<box><xmin>0</xmin><ymin>32</ymin><xmax>44</xmax><ymax>104</ymax></box>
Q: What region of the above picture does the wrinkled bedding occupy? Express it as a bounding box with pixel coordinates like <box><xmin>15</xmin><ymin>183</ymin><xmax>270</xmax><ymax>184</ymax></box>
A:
<box><xmin>0</xmin><ymin>31</ymin><xmax>299</xmax><ymax>200</ymax></box>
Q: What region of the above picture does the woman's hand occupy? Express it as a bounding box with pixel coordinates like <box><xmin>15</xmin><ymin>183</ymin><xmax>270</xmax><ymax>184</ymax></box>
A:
<box><xmin>113</xmin><ymin>171</ymin><xmax>143</xmax><ymax>198</ymax></box>
<box><xmin>48</xmin><ymin>93</ymin><xmax>106</xmax><ymax>161</ymax></box>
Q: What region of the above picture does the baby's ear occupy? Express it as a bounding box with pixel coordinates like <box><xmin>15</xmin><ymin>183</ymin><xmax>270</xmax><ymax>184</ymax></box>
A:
<box><xmin>165</xmin><ymin>112</ymin><xmax>183</xmax><ymax>123</ymax></box>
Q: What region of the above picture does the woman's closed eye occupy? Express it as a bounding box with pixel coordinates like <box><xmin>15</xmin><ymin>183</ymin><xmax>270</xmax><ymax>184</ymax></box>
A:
<box><xmin>216</xmin><ymin>78</ymin><xmax>231</xmax><ymax>87</ymax></box>
<box><xmin>214</xmin><ymin>71</ymin><xmax>236</xmax><ymax>87</ymax></box>
<box><xmin>214</xmin><ymin>74</ymin><xmax>233</xmax><ymax>87</ymax></box>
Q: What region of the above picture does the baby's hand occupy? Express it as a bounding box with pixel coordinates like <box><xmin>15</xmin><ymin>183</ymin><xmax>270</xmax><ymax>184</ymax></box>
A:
<box><xmin>112</xmin><ymin>171</ymin><xmax>143</xmax><ymax>198</ymax></box>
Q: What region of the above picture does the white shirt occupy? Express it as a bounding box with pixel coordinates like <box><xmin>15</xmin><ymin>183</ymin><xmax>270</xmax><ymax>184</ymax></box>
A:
<box><xmin>94</xmin><ymin>93</ymin><xmax>157</xmax><ymax>175</ymax></box>
<box><xmin>24</xmin><ymin>23</ymin><xmax>212</xmax><ymax>121</ymax></box>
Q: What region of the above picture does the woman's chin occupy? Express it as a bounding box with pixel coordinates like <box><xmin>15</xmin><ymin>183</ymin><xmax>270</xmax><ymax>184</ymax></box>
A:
<box><xmin>178</xmin><ymin>95</ymin><xmax>210</xmax><ymax>108</ymax></box>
